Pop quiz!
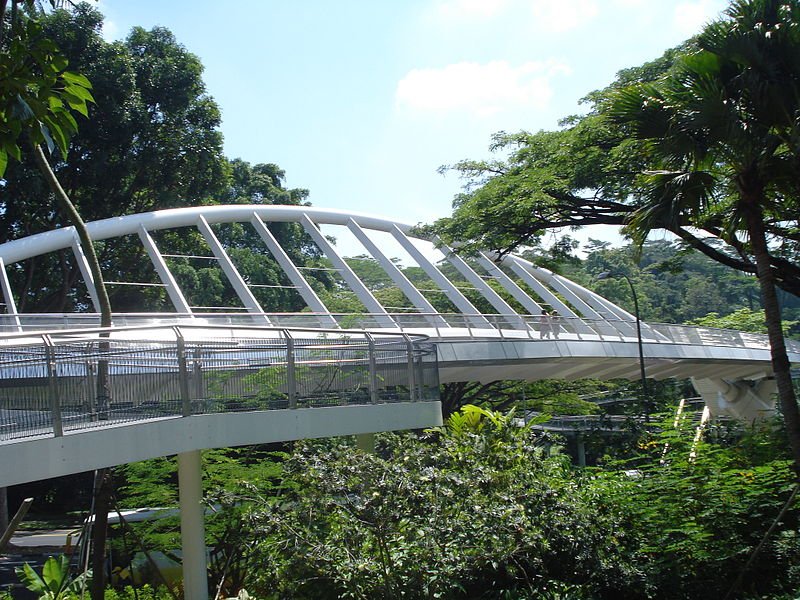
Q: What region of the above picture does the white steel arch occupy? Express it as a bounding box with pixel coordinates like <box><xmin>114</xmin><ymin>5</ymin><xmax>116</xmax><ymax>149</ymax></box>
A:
<box><xmin>0</xmin><ymin>204</ymin><xmax>646</xmax><ymax>332</ymax></box>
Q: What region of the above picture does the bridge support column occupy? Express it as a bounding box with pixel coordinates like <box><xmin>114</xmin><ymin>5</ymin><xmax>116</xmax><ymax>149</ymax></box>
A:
<box><xmin>576</xmin><ymin>435</ymin><xmax>586</xmax><ymax>468</ymax></box>
<box><xmin>178</xmin><ymin>450</ymin><xmax>208</xmax><ymax>600</ymax></box>
<box><xmin>691</xmin><ymin>377</ymin><xmax>777</xmax><ymax>422</ymax></box>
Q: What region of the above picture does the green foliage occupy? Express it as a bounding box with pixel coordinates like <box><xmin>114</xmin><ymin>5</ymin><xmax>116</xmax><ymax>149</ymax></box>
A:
<box><xmin>582</xmin><ymin>239</ymin><xmax>773</xmax><ymax>324</ymax></box>
<box><xmin>234</xmin><ymin>411</ymin><xmax>639</xmax><ymax>599</ymax></box>
<box><xmin>114</xmin><ymin>447</ymin><xmax>285</xmax><ymax>509</ymax></box>
<box><xmin>594</xmin><ymin>414</ymin><xmax>798</xmax><ymax>598</ymax></box>
<box><xmin>195</xmin><ymin>405</ymin><xmax>800</xmax><ymax>600</ymax></box>
<box><xmin>689</xmin><ymin>307</ymin><xmax>798</xmax><ymax>336</ymax></box>
<box><xmin>102</xmin><ymin>585</ymin><xmax>173</xmax><ymax>599</ymax></box>
<box><xmin>0</xmin><ymin>7</ymin><xmax>94</xmax><ymax>176</ymax></box>
<box><xmin>15</xmin><ymin>555</ymin><xmax>89</xmax><ymax>599</ymax></box>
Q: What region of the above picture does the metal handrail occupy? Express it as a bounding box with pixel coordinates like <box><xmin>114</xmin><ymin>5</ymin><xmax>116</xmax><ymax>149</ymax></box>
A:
<box><xmin>0</xmin><ymin>324</ymin><xmax>439</xmax><ymax>443</ymax></box>
<box><xmin>1</xmin><ymin>313</ymin><xmax>794</xmax><ymax>355</ymax></box>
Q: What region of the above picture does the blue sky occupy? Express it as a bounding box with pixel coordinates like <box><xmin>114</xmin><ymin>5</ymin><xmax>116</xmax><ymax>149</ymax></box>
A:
<box><xmin>97</xmin><ymin>0</ymin><xmax>729</xmax><ymax>255</ymax></box>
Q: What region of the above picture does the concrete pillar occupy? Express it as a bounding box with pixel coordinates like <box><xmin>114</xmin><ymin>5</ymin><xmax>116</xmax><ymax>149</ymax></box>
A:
<box><xmin>178</xmin><ymin>450</ymin><xmax>208</xmax><ymax>600</ymax></box>
<box><xmin>576</xmin><ymin>436</ymin><xmax>586</xmax><ymax>468</ymax></box>
<box><xmin>692</xmin><ymin>377</ymin><xmax>776</xmax><ymax>421</ymax></box>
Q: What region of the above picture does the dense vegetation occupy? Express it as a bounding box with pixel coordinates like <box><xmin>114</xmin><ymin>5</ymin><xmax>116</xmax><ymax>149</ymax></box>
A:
<box><xmin>72</xmin><ymin>407</ymin><xmax>792</xmax><ymax>600</ymax></box>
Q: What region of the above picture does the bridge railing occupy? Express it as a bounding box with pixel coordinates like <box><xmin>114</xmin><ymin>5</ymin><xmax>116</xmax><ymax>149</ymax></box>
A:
<box><xmin>0</xmin><ymin>325</ymin><xmax>439</xmax><ymax>442</ymax></box>
<box><xmin>0</xmin><ymin>312</ymin><xmax>796</xmax><ymax>354</ymax></box>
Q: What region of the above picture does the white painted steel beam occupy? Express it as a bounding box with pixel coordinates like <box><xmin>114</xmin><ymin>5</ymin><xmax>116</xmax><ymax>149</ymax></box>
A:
<box><xmin>437</xmin><ymin>242</ymin><xmax>528</xmax><ymax>330</ymax></box>
<box><xmin>196</xmin><ymin>215</ymin><xmax>270</xmax><ymax>324</ymax></box>
<box><xmin>178</xmin><ymin>450</ymin><xmax>208</xmax><ymax>600</ymax></box>
<box><xmin>389</xmin><ymin>226</ymin><xmax>490</xmax><ymax>329</ymax></box>
<box><xmin>346</xmin><ymin>219</ymin><xmax>448</xmax><ymax>329</ymax></box>
<box><xmin>251</xmin><ymin>215</ymin><xmax>338</xmax><ymax>328</ymax></box>
<box><xmin>0</xmin><ymin>205</ymin><xmax>422</xmax><ymax>266</ymax></box>
<box><xmin>478</xmin><ymin>254</ymin><xmax>543</xmax><ymax>316</ymax></box>
<box><xmin>505</xmin><ymin>256</ymin><xmax>577</xmax><ymax>318</ymax></box>
<box><xmin>0</xmin><ymin>402</ymin><xmax>444</xmax><ymax>487</ymax></box>
<box><xmin>138</xmin><ymin>226</ymin><xmax>193</xmax><ymax>315</ymax></box>
<box><xmin>300</xmin><ymin>215</ymin><xmax>396</xmax><ymax>328</ymax></box>
<box><xmin>71</xmin><ymin>235</ymin><xmax>101</xmax><ymax>313</ymax></box>
<box><xmin>0</xmin><ymin>258</ymin><xmax>21</xmax><ymax>331</ymax></box>
<box><xmin>548</xmin><ymin>273</ymin><xmax>605</xmax><ymax>320</ymax></box>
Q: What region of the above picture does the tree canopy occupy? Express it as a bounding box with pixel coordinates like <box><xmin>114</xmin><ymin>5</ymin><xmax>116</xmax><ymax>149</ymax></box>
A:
<box><xmin>0</xmin><ymin>4</ymin><xmax>332</xmax><ymax>314</ymax></box>
<box><xmin>427</xmin><ymin>19</ymin><xmax>800</xmax><ymax>298</ymax></box>
<box><xmin>427</xmin><ymin>0</ymin><xmax>800</xmax><ymax>471</ymax></box>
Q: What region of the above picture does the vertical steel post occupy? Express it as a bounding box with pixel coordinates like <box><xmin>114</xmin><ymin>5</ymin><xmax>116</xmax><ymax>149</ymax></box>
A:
<box><xmin>403</xmin><ymin>335</ymin><xmax>417</xmax><ymax>402</ymax></box>
<box><xmin>192</xmin><ymin>346</ymin><xmax>203</xmax><ymax>410</ymax></box>
<box><xmin>174</xmin><ymin>327</ymin><xmax>192</xmax><ymax>416</ymax></box>
<box><xmin>42</xmin><ymin>335</ymin><xmax>63</xmax><ymax>437</ymax></box>
<box><xmin>84</xmin><ymin>350</ymin><xmax>96</xmax><ymax>418</ymax></box>
<box><xmin>414</xmin><ymin>347</ymin><xmax>426</xmax><ymax>401</ymax></box>
<box><xmin>366</xmin><ymin>334</ymin><xmax>378</xmax><ymax>404</ymax></box>
<box><xmin>285</xmin><ymin>331</ymin><xmax>297</xmax><ymax>408</ymax></box>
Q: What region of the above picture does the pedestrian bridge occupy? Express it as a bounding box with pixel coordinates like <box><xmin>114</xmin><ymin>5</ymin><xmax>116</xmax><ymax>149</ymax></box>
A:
<box><xmin>1</xmin><ymin>204</ymin><xmax>798</xmax><ymax>599</ymax></box>
<box><xmin>1</xmin><ymin>204</ymin><xmax>795</xmax><ymax>421</ymax></box>
<box><xmin>0</xmin><ymin>203</ymin><xmax>798</xmax><ymax>480</ymax></box>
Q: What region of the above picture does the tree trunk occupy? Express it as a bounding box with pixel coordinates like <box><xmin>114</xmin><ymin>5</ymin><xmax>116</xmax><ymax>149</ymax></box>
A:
<box><xmin>32</xmin><ymin>144</ymin><xmax>113</xmax><ymax>599</ymax></box>
<box><xmin>0</xmin><ymin>487</ymin><xmax>7</xmax><ymax>534</ymax></box>
<box><xmin>31</xmin><ymin>145</ymin><xmax>112</xmax><ymax>326</ymax></box>
<box><xmin>745</xmin><ymin>203</ymin><xmax>800</xmax><ymax>477</ymax></box>
<box><xmin>90</xmin><ymin>469</ymin><xmax>112</xmax><ymax>600</ymax></box>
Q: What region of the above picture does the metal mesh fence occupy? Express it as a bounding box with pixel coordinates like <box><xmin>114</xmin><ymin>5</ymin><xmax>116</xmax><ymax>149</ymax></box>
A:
<box><xmin>0</xmin><ymin>327</ymin><xmax>439</xmax><ymax>442</ymax></box>
<box><xmin>1</xmin><ymin>313</ymin><xmax>798</xmax><ymax>357</ymax></box>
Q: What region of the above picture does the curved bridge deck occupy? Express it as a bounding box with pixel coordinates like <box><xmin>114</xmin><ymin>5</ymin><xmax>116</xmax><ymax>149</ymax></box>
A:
<box><xmin>0</xmin><ymin>323</ymin><xmax>441</xmax><ymax>486</ymax></box>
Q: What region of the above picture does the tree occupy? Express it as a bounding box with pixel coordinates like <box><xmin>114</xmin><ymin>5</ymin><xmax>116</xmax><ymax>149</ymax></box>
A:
<box><xmin>607</xmin><ymin>0</ymin><xmax>800</xmax><ymax>473</ymax></box>
<box><xmin>427</xmin><ymin>45</ymin><xmax>800</xmax><ymax>299</ymax></box>
<box><xmin>1</xmin><ymin>4</ymin><xmax>113</xmax><ymax>598</ymax></box>
<box><xmin>1</xmin><ymin>5</ymin><xmax>231</xmax><ymax>312</ymax></box>
<box><xmin>689</xmin><ymin>307</ymin><xmax>798</xmax><ymax>335</ymax></box>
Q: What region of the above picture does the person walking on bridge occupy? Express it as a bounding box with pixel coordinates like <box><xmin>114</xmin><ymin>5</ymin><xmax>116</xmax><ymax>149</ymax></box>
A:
<box><xmin>539</xmin><ymin>310</ymin><xmax>552</xmax><ymax>339</ymax></box>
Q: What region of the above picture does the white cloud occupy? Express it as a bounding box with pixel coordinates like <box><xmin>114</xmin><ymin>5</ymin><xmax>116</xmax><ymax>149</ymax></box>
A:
<box><xmin>611</xmin><ymin>0</ymin><xmax>646</xmax><ymax>7</ymax></box>
<box><xmin>395</xmin><ymin>60</ymin><xmax>571</xmax><ymax>117</ymax></box>
<box><xmin>431</xmin><ymin>0</ymin><xmax>510</xmax><ymax>21</ymax></box>
<box><xmin>531</xmin><ymin>0</ymin><xmax>599</xmax><ymax>33</ymax></box>
<box><xmin>673</xmin><ymin>0</ymin><xmax>724</xmax><ymax>36</ymax></box>
<box><xmin>95</xmin><ymin>1</ymin><xmax>121</xmax><ymax>41</ymax></box>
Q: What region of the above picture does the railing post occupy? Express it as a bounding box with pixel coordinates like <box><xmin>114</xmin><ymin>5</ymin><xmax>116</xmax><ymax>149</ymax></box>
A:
<box><xmin>174</xmin><ymin>327</ymin><xmax>192</xmax><ymax>417</ymax></box>
<box><xmin>415</xmin><ymin>347</ymin><xmax>426</xmax><ymax>401</ymax></box>
<box><xmin>42</xmin><ymin>335</ymin><xmax>63</xmax><ymax>437</ymax></box>
<box><xmin>403</xmin><ymin>334</ymin><xmax>417</xmax><ymax>402</ymax></box>
<box><xmin>84</xmin><ymin>350</ymin><xmax>96</xmax><ymax>418</ymax></box>
<box><xmin>285</xmin><ymin>331</ymin><xmax>297</xmax><ymax>409</ymax></box>
<box><xmin>366</xmin><ymin>333</ymin><xmax>378</xmax><ymax>404</ymax></box>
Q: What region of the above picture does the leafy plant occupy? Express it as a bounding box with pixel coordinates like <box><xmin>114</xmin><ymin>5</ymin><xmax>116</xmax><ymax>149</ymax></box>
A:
<box><xmin>15</xmin><ymin>555</ymin><xmax>88</xmax><ymax>599</ymax></box>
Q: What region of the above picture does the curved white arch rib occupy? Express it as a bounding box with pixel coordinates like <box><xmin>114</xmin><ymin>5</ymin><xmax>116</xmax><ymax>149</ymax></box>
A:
<box><xmin>0</xmin><ymin>204</ymin><xmax>640</xmax><ymax>328</ymax></box>
<box><xmin>0</xmin><ymin>205</ymin><xmax>416</xmax><ymax>264</ymax></box>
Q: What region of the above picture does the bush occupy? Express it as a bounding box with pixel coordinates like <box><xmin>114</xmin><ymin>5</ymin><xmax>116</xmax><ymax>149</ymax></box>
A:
<box><xmin>236</xmin><ymin>407</ymin><xmax>642</xmax><ymax>599</ymax></box>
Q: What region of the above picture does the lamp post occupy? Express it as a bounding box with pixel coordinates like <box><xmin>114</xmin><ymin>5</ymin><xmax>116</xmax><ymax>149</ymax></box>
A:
<box><xmin>597</xmin><ymin>271</ymin><xmax>649</xmax><ymax>420</ymax></box>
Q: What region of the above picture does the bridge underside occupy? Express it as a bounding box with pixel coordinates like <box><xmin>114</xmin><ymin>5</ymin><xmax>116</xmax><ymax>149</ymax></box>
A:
<box><xmin>0</xmin><ymin>402</ymin><xmax>442</xmax><ymax>488</ymax></box>
<box><xmin>437</xmin><ymin>339</ymin><xmax>773</xmax><ymax>384</ymax></box>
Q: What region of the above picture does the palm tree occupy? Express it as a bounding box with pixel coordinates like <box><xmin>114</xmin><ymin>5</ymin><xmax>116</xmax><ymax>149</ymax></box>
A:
<box><xmin>608</xmin><ymin>0</ymin><xmax>800</xmax><ymax>472</ymax></box>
